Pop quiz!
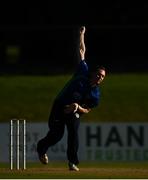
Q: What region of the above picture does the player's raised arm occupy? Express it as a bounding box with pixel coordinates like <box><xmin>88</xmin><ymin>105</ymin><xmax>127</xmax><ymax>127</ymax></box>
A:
<box><xmin>79</xmin><ymin>26</ymin><xmax>86</xmax><ymax>60</ymax></box>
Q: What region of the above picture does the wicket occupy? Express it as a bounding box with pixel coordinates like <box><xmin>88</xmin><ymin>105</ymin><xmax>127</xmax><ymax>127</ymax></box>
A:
<box><xmin>10</xmin><ymin>119</ymin><xmax>26</xmax><ymax>170</ymax></box>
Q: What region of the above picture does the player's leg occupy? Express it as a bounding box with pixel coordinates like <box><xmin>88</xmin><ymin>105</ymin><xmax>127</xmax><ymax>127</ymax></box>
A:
<box><xmin>65</xmin><ymin>113</ymin><xmax>80</xmax><ymax>170</ymax></box>
<box><xmin>37</xmin><ymin>107</ymin><xmax>65</xmax><ymax>164</ymax></box>
<box><xmin>37</xmin><ymin>121</ymin><xmax>65</xmax><ymax>164</ymax></box>
<box><xmin>37</xmin><ymin>121</ymin><xmax>65</xmax><ymax>152</ymax></box>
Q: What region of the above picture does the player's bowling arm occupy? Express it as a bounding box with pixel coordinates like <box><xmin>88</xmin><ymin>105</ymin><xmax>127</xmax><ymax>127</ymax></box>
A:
<box><xmin>79</xmin><ymin>26</ymin><xmax>86</xmax><ymax>60</ymax></box>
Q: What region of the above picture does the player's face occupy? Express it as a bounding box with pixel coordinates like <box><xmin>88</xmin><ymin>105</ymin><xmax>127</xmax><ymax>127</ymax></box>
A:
<box><xmin>96</xmin><ymin>69</ymin><xmax>106</xmax><ymax>84</ymax></box>
<box><xmin>90</xmin><ymin>69</ymin><xmax>106</xmax><ymax>86</ymax></box>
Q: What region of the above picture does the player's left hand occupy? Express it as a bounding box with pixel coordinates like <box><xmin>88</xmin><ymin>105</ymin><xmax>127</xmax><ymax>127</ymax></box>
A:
<box><xmin>64</xmin><ymin>103</ymin><xmax>79</xmax><ymax>114</ymax></box>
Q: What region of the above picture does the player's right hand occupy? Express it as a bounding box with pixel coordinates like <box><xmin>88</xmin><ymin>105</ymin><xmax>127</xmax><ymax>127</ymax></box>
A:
<box><xmin>80</xmin><ymin>26</ymin><xmax>86</xmax><ymax>34</ymax></box>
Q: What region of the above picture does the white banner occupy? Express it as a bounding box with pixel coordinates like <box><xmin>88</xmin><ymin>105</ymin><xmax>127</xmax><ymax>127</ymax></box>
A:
<box><xmin>0</xmin><ymin>122</ymin><xmax>148</xmax><ymax>162</ymax></box>
<box><xmin>82</xmin><ymin>123</ymin><xmax>148</xmax><ymax>161</ymax></box>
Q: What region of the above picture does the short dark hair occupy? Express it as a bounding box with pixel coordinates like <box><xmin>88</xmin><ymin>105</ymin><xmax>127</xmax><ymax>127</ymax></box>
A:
<box><xmin>88</xmin><ymin>65</ymin><xmax>106</xmax><ymax>78</ymax></box>
<box><xmin>90</xmin><ymin>65</ymin><xmax>106</xmax><ymax>74</ymax></box>
<box><xmin>97</xmin><ymin>66</ymin><xmax>106</xmax><ymax>71</ymax></box>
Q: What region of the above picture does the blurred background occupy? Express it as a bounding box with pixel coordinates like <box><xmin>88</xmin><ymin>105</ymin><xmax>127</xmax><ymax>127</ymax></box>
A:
<box><xmin>0</xmin><ymin>1</ymin><xmax>148</xmax><ymax>75</ymax></box>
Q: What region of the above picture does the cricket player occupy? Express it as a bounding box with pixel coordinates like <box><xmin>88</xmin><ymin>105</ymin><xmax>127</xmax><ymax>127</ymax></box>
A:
<box><xmin>37</xmin><ymin>26</ymin><xmax>106</xmax><ymax>171</ymax></box>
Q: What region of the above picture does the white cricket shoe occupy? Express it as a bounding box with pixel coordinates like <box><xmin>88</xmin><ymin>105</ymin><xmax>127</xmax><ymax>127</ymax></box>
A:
<box><xmin>39</xmin><ymin>154</ymin><xmax>48</xmax><ymax>165</ymax></box>
<box><xmin>68</xmin><ymin>162</ymin><xmax>79</xmax><ymax>171</ymax></box>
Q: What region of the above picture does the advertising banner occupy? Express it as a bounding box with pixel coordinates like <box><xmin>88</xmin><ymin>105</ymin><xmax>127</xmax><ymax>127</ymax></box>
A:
<box><xmin>0</xmin><ymin>122</ymin><xmax>148</xmax><ymax>162</ymax></box>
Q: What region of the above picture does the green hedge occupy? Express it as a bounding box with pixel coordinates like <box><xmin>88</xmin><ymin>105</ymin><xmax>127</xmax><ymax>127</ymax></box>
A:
<box><xmin>0</xmin><ymin>73</ymin><xmax>148</xmax><ymax>122</ymax></box>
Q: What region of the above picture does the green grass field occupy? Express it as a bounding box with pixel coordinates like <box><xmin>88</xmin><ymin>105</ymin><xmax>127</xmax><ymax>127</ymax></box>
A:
<box><xmin>1</xmin><ymin>162</ymin><xmax>148</xmax><ymax>178</ymax></box>
<box><xmin>0</xmin><ymin>73</ymin><xmax>148</xmax><ymax>122</ymax></box>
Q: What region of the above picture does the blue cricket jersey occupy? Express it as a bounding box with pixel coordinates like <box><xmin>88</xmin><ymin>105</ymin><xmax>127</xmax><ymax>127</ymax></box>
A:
<box><xmin>55</xmin><ymin>60</ymin><xmax>100</xmax><ymax>109</ymax></box>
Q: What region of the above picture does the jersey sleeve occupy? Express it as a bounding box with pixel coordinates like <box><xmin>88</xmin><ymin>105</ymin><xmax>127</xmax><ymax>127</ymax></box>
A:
<box><xmin>74</xmin><ymin>60</ymin><xmax>88</xmax><ymax>77</ymax></box>
<box><xmin>84</xmin><ymin>87</ymin><xmax>100</xmax><ymax>108</ymax></box>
